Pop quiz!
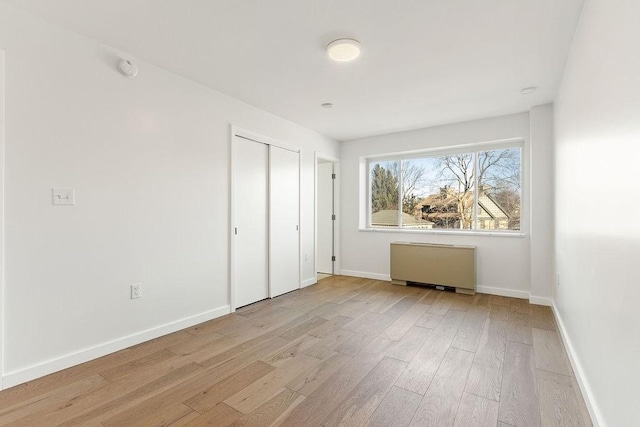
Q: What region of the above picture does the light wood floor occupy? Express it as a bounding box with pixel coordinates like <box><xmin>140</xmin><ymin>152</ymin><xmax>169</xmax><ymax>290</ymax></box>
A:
<box><xmin>0</xmin><ymin>276</ymin><xmax>592</xmax><ymax>426</ymax></box>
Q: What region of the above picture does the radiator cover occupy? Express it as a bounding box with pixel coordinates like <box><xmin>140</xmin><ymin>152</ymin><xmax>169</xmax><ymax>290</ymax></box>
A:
<box><xmin>390</xmin><ymin>242</ymin><xmax>476</xmax><ymax>293</ymax></box>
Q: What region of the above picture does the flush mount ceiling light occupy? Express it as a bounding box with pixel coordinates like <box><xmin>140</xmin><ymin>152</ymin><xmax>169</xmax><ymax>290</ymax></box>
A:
<box><xmin>327</xmin><ymin>39</ymin><xmax>362</xmax><ymax>62</ymax></box>
<box><xmin>520</xmin><ymin>86</ymin><xmax>537</xmax><ymax>95</ymax></box>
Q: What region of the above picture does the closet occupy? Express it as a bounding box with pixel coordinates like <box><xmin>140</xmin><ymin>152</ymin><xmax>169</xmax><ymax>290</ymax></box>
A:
<box><xmin>232</xmin><ymin>132</ymin><xmax>300</xmax><ymax>309</ymax></box>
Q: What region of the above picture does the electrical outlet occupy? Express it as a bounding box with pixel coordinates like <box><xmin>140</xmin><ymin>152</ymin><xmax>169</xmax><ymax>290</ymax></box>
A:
<box><xmin>131</xmin><ymin>283</ymin><xmax>142</xmax><ymax>299</ymax></box>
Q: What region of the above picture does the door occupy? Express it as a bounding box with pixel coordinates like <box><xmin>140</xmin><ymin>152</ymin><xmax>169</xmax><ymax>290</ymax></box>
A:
<box><xmin>269</xmin><ymin>145</ymin><xmax>300</xmax><ymax>297</ymax></box>
<box><xmin>317</xmin><ymin>161</ymin><xmax>334</xmax><ymax>274</ymax></box>
<box><xmin>234</xmin><ymin>136</ymin><xmax>269</xmax><ymax>307</ymax></box>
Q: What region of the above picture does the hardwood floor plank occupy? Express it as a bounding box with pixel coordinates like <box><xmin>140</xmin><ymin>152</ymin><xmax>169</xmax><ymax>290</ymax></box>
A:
<box><xmin>532</xmin><ymin>328</ymin><xmax>572</xmax><ymax>376</ymax></box>
<box><xmin>452</xmin><ymin>307</ymin><xmax>489</xmax><ymax>352</ymax></box>
<box><xmin>530</xmin><ymin>305</ymin><xmax>557</xmax><ymax>331</ymax></box>
<box><xmin>278</xmin><ymin>317</ymin><xmax>327</xmax><ymax>340</ymax></box>
<box><xmin>322</xmin><ymin>357</ymin><xmax>408</xmax><ymax>427</ymax></box>
<box><xmin>464</xmin><ymin>318</ymin><xmax>507</xmax><ymax>401</ymax></box>
<box><xmin>415</xmin><ymin>311</ymin><xmax>443</xmax><ymax>329</ymax></box>
<box><xmin>184</xmin><ymin>402</ymin><xmax>243</xmax><ymax>426</ymax></box>
<box><xmin>498</xmin><ymin>341</ymin><xmax>540</xmax><ymax>427</ymax></box>
<box><xmin>387</xmin><ymin>326</ymin><xmax>433</xmax><ymax>363</ymax></box>
<box><xmin>489</xmin><ymin>304</ymin><xmax>509</xmax><ymax>321</ymax></box>
<box><xmin>0</xmin><ymin>331</ymin><xmax>193</xmax><ymax>409</ymax></box>
<box><xmin>307</xmin><ymin>315</ymin><xmax>353</xmax><ymax>338</ymax></box>
<box><xmin>383</xmin><ymin>295</ymin><xmax>421</xmax><ymax>319</ymax></box>
<box><xmin>224</xmin><ymin>353</ymin><xmax>319</xmax><ymax>414</ymax></box>
<box><xmin>394</xmin><ymin>329</ymin><xmax>455</xmax><ymax>395</ymax></box>
<box><xmin>366</xmin><ymin>386</ymin><xmax>422</xmax><ymax>427</ymax></box>
<box><xmin>342</xmin><ymin>311</ymin><xmax>396</xmax><ymax>334</ymax></box>
<box><xmin>0</xmin><ymin>375</ymin><xmax>106</xmax><ymax>425</ymax></box>
<box><xmin>409</xmin><ymin>347</ymin><xmax>474</xmax><ymax>427</ymax></box>
<box><xmin>507</xmin><ymin>312</ymin><xmax>533</xmax><ymax>345</ymax></box>
<box><xmin>114</xmin><ymin>403</ymin><xmax>194</xmax><ymax>427</ymax></box>
<box><xmin>99</xmin><ymin>349</ymin><xmax>176</xmax><ymax>381</ymax></box>
<box><xmin>381</xmin><ymin>298</ymin><xmax>431</xmax><ymax>341</ymax></box>
<box><xmin>536</xmin><ymin>369</ymin><xmax>592</xmax><ymax>427</ymax></box>
<box><xmin>279</xmin><ymin>337</ymin><xmax>396</xmax><ymax>426</ymax></box>
<box><xmin>183</xmin><ymin>361</ymin><xmax>275</xmax><ymax>414</ymax></box>
<box><xmin>509</xmin><ymin>299</ymin><xmax>532</xmax><ymax>315</ymax></box>
<box><xmin>453</xmin><ymin>392</ymin><xmax>500</xmax><ymax>427</ymax></box>
<box><xmin>428</xmin><ymin>291</ymin><xmax>454</xmax><ymax>315</ymax></box>
<box><xmin>285</xmin><ymin>352</ymin><xmax>352</xmax><ymax>396</ymax></box>
<box><xmin>56</xmin><ymin>362</ymin><xmax>204</xmax><ymax>426</ymax></box>
<box><xmin>302</xmin><ymin>328</ymin><xmax>355</xmax><ymax>359</ymax></box>
<box><xmin>231</xmin><ymin>388</ymin><xmax>305</xmax><ymax>426</ymax></box>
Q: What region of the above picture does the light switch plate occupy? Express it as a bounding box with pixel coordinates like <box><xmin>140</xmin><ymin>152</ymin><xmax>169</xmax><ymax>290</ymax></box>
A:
<box><xmin>52</xmin><ymin>188</ymin><xmax>75</xmax><ymax>206</ymax></box>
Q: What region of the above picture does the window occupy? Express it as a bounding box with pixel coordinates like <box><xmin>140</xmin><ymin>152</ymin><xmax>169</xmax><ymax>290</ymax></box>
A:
<box><xmin>368</xmin><ymin>143</ymin><xmax>522</xmax><ymax>232</ymax></box>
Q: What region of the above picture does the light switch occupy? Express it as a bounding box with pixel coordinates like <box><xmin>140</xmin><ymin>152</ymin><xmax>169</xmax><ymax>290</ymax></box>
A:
<box><xmin>52</xmin><ymin>188</ymin><xmax>75</xmax><ymax>206</ymax></box>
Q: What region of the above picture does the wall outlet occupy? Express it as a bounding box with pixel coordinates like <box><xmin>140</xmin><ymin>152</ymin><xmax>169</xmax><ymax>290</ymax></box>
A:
<box><xmin>131</xmin><ymin>283</ymin><xmax>142</xmax><ymax>299</ymax></box>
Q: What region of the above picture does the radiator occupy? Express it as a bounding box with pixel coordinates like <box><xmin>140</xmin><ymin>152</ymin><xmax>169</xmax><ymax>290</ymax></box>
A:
<box><xmin>390</xmin><ymin>242</ymin><xmax>476</xmax><ymax>294</ymax></box>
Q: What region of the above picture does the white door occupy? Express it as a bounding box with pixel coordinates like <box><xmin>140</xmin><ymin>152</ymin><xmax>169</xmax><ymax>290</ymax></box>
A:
<box><xmin>269</xmin><ymin>146</ymin><xmax>300</xmax><ymax>297</ymax></box>
<box><xmin>234</xmin><ymin>136</ymin><xmax>269</xmax><ymax>307</ymax></box>
<box><xmin>317</xmin><ymin>161</ymin><xmax>334</xmax><ymax>274</ymax></box>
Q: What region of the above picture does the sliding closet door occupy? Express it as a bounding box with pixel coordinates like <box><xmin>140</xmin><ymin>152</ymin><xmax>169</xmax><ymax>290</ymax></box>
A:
<box><xmin>234</xmin><ymin>137</ymin><xmax>269</xmax><ymax>307</ymax></box>
<box><xmin>269</xmin><ymin>146</ymin><xmax>300</xmax><ymax>297</ymax></box>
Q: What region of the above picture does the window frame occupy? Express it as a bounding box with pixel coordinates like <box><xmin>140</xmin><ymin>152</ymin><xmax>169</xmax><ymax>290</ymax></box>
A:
<box><xmin>365</xmin><ymin>138</ymin><xmax>525</xmax><ymax>236</ymax></box>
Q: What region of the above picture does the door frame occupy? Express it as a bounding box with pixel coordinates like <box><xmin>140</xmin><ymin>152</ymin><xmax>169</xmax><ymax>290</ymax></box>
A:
<box><xmin>229</xmin><ymin>125</ymin><xmax>300</xmax><ymax>312</ymax></box>
<box><xmin>314</xmin><ymin>152</ymin><xmax>340</xmax><ymax>282</ymax></box>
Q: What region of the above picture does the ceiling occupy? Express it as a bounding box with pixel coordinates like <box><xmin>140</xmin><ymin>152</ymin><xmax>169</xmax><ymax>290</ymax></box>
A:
<box><xmin>5</xmin><ymin>0</ymin><xmax>585</xmax><ymax>141</ymax></box>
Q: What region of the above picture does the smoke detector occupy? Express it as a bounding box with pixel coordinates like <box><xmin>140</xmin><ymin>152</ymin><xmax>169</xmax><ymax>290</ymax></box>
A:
<box><xmin>118</xmin><ymin>60</ymin><xmax>139</xmax><ymax>78</ymax></box>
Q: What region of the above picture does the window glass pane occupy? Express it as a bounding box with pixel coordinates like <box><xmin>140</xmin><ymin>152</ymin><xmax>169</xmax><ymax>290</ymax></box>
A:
<box><xmin>477</xmin><ymin>148</ymin><xmax>521</xmax><ymax>230</ymax></box>
<box><xmin>370</xmin><ymin>160</ymin><xmax>399</xmax><ymax>227</ymax></box>
<box><xmin>412</xmin><ymin>154</ymin><xmax>475</xmax><ymax>229</ymax></box>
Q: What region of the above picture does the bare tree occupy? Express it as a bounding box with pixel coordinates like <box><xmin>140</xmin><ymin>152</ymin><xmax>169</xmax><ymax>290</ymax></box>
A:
<box><xmin>391</xmin><ymin>160</ymin><xmax>427</xmax><ymax>214</ymax></box>
<box><xmin>435</xmin><ymin>148</ymin><xmax>520</xmax><ymax>229</ymax></box>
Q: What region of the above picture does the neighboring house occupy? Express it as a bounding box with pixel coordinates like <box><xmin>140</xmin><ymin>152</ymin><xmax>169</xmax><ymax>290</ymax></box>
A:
<box><xmin>415</xmin><ymin>187</ymin><xmax>515</xmax><ymax>230</ymax></box>
<box><xmin>371</xmin><ymin>209</ymin><xmax>434</xmax><ymax>228</ymax></box>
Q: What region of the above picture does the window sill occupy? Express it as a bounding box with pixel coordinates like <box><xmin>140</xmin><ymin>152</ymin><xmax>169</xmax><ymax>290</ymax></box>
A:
<box><xmin>358</xmin><ymin>227</ymin><xmax>526</xmax><ymax>238</ymax></box>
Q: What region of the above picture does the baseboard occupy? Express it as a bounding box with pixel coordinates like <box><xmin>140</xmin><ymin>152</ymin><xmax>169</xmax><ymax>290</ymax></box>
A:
<box><xmin>301</xmin><ymin>278</ymin><xmax>317</xmax><ymax>288</ymax></box>
<box><xmin>1</xmin><ymin>305</ymin><xmax>230</xmax><ymax>390</ymax></box>
<box><xmin>475</xmin><ymin>285</ymin><xmax>530</xmax><ymax>300</ymax></box>
<box><xmin>552</xmin><ymin>302</ymin><xmax>602</xmax><ymax>427</ymax></box>
<box><xmin>528</xmin><ymin>295</ymin><xmax>553</xmax><ymax>306</ymax></box>
<box><xmin>339</xmin><ymin>270</ymin><xmax>391</xmax><ymax>281</ymax></box>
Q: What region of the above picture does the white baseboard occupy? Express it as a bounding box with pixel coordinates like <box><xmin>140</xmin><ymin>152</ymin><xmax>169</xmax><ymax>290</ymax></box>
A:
<box><xmin>301</xmin><ymin>278</ymin><xmax>317</xmax><ymax>288</ymax></box>
<box><xmin>1</xmin><ymin>305</ymin><xmax>230</xmax><ymax>390</ymax></box>
<box><xmin>529</xmin><ymin>295</ymin><xmax>553</xmax><ymax>306</ymax></box>
<box><xmin>339</xmin><ymin>270</ymin><xmax>391</xmax><ymax>281</ymax></box>
<box><xmin>552</xmin><ymin>302</ymin><xmax>602</xmax><ymax>427</ymax></box>
<box><xmin>474</xmin><ymin>285</ymin><xmax>529</xmax><ymax>300</ymax></box>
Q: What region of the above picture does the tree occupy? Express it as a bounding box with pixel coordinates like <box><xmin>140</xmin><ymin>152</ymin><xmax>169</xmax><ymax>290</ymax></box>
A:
<box><xmin>371</xmin><ymin>164</ymin><xmax>398</xmax><ymax>213</ymax></box>
<box><xmin>390</xmin><ymin>160</ymin><xmax>427</xmax><ymax>214</ymax></box>
<box><xmin>435</xmin><ymin>148</ymin><xmax>520</xmax><ymax>229</ymax></box>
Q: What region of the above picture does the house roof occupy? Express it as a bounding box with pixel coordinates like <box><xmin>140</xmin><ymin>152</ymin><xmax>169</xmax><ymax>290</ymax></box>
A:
<box><xmin>371</xmin><ymin>210</ymin><xmax>434</xmax><ymax>227</ymax></box>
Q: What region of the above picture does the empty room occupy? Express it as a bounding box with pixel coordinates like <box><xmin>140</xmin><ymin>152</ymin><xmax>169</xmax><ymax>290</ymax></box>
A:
<box><xmin>0</xmin><ymin>0</ymin><xmax>637</xmax><ymax>426</ymax></box>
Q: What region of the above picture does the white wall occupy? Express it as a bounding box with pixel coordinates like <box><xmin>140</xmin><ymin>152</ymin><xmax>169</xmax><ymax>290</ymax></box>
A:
<box><xmin>529</xmin><ymin>104</ymin><xmax>555</xmax><ymax>303</ymax></box>
<box><xmin>554</xmin><ymin>0</ymin><xmax>640</xmax><ymax>425</ymax></box>
<box><xmin>340</xmin><ymin>113</ymin><xmax>534</xmax><ymax>297</ymax></box>
<box><xmin>0</xmin><ymin>3</ymin><xmax>338</xmax><ymax>387</ymax></box>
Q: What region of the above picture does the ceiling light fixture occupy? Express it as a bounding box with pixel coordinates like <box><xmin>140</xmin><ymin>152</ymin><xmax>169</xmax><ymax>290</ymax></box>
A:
<box><xmin>327</xmin><ymin>39</ymin><xmax>362</xmax><ymax>62</ymax></box>
<box><xmin>520</xmin><ymin>86</ymin><xmax>537</xmax><ymax>95</ymax></box>
<box><xmin>321</xmin><ymin>102</ymin><xmax>334</xmax><ymax>108</ymax></box>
